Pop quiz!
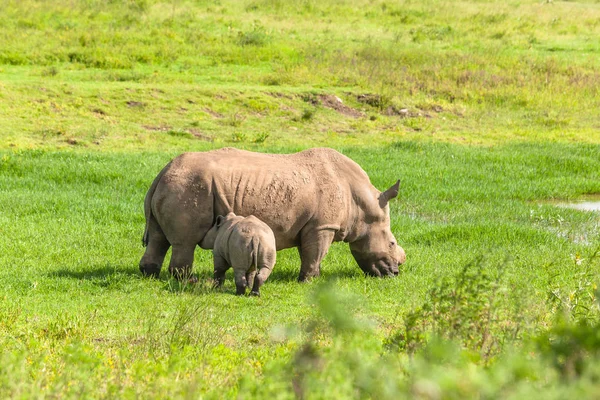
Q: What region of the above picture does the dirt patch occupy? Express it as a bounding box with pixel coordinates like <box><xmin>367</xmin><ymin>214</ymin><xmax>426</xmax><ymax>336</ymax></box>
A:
<box><xmin>203</xmin><ymin>108</ymin><xmax>224</xmax><ymax>119</ymax></box>
<box><xmin>416</xmin><ymin>103</ymin><xmax>444</xmax><ymax>113</ymax></box>
<box><xmin>299</xmin><ymin>93</ymin><xmax>320</xmax><ymax>106</ymax></box>
<box><xmin>267</xmin><ymin>92</ymin><xmax>293</xmax><ymax>99</ymax></box>
<box><xmin>143</xmin><ymin>125</ymin><xmax>171</xmax><ymax>132</ymax></box>
<box><xmin>318</xmin><ymin>94</ymin><xmax>363</xmax><ymax>118</ymax></box>
<box><xmin>126</xmin><ymin>101</ymin><xmax>145</xmax><ymax>107</ymax></box>
<box><xmin>92</xmin><ymin>108</ymin><xmax>107</xmax><ymax>116</ymax></box>
<box><xmin>356</xmin><ymin>93</ymin><xmax>385</xmax><ymax>108</ymax></box>
<box><xmin>142</xmin><ymin>125</ymin><xmax>213</xmax><ymax>141</ymax></box>
<box><xmin>382</xmin><ymin>106</ymin><xmax>411</xmax><ymax>117</ymax></box>
<box><xmin>188</xmin><ymin>129</ymin><xmax>213</xmax><ymax>141</ymax></box>
<box><xmin>383</xmin><ymin>107</ymin><xmax>432</xmax><ymax>119</ymax></box>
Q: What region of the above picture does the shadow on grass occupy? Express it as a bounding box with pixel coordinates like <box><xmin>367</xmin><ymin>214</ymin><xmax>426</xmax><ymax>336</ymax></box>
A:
<box><xmin>161</xmin><ymin>266</ymin><xmax>304</xmax><ymax>295</ymax></box>
<box><xmin>48</xmin><ymin>262</ymin><xmax>364</xmax><ymax>295</ymax></box>
<box><xmin>48</xmin><ymin>264</ymin><xmax>150</xmax><ymax>290</ymax></box>
<box><xmin>195</xmin><ymin>264</ymin><xmax>363</xmax><ymax>283</ymax></box>
<box><xmin>162</xmin><ymin>263</ymin><xmax>365</xmax><ymax>295</ymax></box>
<box><xmin>49</xmin><ymin>264</ymin><xmax>140</xmax><ymax>280</ymax></box>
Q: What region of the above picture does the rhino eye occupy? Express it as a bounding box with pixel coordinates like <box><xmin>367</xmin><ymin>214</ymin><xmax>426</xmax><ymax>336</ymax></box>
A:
<box><xmin>389</xmin><ymin>241</ymin><xmax>395</xmax><ymax>247</ymax></box>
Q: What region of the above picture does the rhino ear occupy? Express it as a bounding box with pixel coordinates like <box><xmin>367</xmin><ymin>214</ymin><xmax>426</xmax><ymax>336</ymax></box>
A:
<box><xmin>379</xmin><ymin>180</ymin><xmax>400</xmax><ymax>207</ymax></box>
<box><xmin>216</xmin><ymin>215</ymin><xmax>225</xmax><ymax>228</ymax></box>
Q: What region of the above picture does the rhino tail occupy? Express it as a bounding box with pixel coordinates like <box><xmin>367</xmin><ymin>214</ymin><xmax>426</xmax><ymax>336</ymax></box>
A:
<box><xmin>142</xmin><ymin>162</ymin><xmax>171</xmax><ymax>247</ymax></box>
<box><xmin>251</xmin><ymin>236</ymin><xmax>260</xmax><ymax>270</ymax></box>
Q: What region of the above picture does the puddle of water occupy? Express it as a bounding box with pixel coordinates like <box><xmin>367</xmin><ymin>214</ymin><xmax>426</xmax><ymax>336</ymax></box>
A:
<box><xmin>555</xmin><ymin>195</ymin><xmax>600</xmax><ymax>212</ymax></box>
<box><xmin>534</xmin><ymin>195</ymin><xmax>600</xmax><ymax>245</ymax></box>
<box><xmin>560</xmin><ymin>201</ymin><xmax>600</xmax><ymax>211</ymax></box>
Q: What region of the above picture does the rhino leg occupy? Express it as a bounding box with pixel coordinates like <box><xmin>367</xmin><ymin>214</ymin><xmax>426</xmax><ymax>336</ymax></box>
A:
<box><xmin>234</xmin><ymin>269</ymin><xmax>247</xmax><ymax>295</ymax></box>
<box><xmin>213</xmin><ymin>254</ymin><xmax>228</xmax><ymax>287</ymax></box>
<box><xmin>297</xmin><ymin>229</ymin><xmax>335</xmax><ymax>282</ymax></box>
<box><xmin>168</xmin><ymin>244</ymin><xmax>196</xmax><ymax>280</ymax></box>
<box><xmin>139</xmin><ymin>218</ymin><xmax>170</xmax><ymax>278</ymax></box>
<box><xmin>251</xmin><ymin>266</ymin><xmax>273</xmax><ymax>296</ymax></box>
<box><xmin>246</xmin><ymin>267</ymin><xmax>257</xmax><ymax>293</ymax></box>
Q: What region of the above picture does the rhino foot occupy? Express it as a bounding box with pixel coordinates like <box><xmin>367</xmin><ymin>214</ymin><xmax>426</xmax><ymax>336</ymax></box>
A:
<box><xmin>235</xmin><ymin>286</ymin><xmax>246</xmax><ymax>296</ymax></box>
<box><xmin>140</xmin><ymin>263</ymin><xmax>161</xmax><ymax>279</ymax></box>
<box><xmin>297</xmin><ymin>271</ymin><xmax>320</xmax><ymax>283</ymax></box>
<box><xmin>250</xmin><ymin>290</ymin><xmax>260</xmax><ymax>297</ymax></box>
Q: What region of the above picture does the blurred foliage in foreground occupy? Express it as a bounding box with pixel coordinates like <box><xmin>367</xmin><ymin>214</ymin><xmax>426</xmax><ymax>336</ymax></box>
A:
<box><xmin>238</xmin><ymin>250</ymin><xmax>600</xmax><ymax>399</ymax></box>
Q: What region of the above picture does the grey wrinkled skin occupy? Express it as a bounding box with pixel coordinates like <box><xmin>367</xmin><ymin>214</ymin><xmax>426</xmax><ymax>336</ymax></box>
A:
<box><xmin>201</xmin><ymin>212</ymin><xmax>276</xmax><ymax>296</ymax></box>
<box><xmin>139</xmin><ymin>147</ymin><xmax>406</xmax><ymax>281</ymax></box>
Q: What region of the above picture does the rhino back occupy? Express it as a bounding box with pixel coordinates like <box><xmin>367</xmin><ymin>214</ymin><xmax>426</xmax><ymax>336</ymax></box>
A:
<box><xmin>157</xmin><ymin>148</ymin><xmax>376</xmax><ymax>249</ymax></box>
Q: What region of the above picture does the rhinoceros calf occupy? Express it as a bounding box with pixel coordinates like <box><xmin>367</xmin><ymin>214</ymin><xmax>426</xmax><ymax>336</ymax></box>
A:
<box><xmin>139</xmin><ymin>147</ymin><xmax>406</xmax><ymax>281</ymax></box>
<box><xmin>201</xmin><ymin>212</ymin><xmax>276</xmax><ymax>296</ymax></box>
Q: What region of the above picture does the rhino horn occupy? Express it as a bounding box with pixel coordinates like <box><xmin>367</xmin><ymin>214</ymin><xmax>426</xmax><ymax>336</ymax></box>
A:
<box><xmin>379</xmin><ymin>180</ymin><xmax>400</xmax><ymax>207</ymax></box>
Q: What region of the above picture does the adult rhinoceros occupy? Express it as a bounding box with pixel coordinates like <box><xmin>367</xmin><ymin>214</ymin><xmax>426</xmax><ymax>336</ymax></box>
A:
<box><xmin>139</xmin><ymin>147</ymin><xmax>406</xmax><ymax>281</ymax></box>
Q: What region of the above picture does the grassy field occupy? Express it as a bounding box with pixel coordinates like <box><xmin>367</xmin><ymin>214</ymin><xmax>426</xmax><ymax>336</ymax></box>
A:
<box><xmin>1</xmin><ymin>0</ymin><xmax>600</xmax><ymax>398</ymax></box>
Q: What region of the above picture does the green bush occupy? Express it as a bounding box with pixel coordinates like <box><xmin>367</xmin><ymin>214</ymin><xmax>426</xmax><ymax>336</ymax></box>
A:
<box><xmin>385</xmin><ymin>257</ymin><xmax>522</xmax><ymax>361</ymax></box>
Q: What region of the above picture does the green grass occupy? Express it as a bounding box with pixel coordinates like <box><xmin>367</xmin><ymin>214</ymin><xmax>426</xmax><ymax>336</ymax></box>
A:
<box><xmin>2</xmin><ymin>0</ymin><xmax>600</xmax><ymax>149</ymax></box>
<box><xmin>2</xmin><ymin>0</ymin><xmax>600</xmax><ymax>398</ymax></box>
<box><xmin>1</xmin><ymin>144</ymin><xmax>599</xmax><ymax>397</ymax></box>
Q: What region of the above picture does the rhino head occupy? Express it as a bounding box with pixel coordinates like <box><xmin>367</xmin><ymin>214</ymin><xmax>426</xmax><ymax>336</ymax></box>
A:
<box><xmin>199</xmin><ymin>212</ymin><xmax>237</xmax><ymax>249</ymax></box>
<box><xmin>349</xmin><ymin>180</ymin><xmax>406</xmax><ymax>277</ymax></box>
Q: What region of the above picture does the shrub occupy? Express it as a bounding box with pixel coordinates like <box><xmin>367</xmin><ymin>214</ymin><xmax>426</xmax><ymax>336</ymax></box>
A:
<box><xmin>536</xmin><ymin>245</ymin><xmax>600</xmax><ymax>379</ymax></box>
<box><xmin>237</xmin><ymin>25</ymin><xmax>269</xmax><ymax>47</ymax></box>
<box><xmin>385</xmin><ymin>257</ymin><xmax>522</xmax><ymax>361</ymax></box>
<box><xmin>253</xmin><ymin>132</ymin><xmax>270</xmax><ymax>143</ymax></box>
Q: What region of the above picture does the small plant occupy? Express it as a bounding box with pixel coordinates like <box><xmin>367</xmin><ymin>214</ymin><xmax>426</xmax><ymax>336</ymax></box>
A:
<box><xmin>357</xmin><ymin>93</ymin><xmax>391</xmax><ymax>111</ymax></box>
<box><xmin>227</xmin><ymin>112</ymin><xmax>245</xmax><ymax>127</ymax></box>
<box><xmin>546</xmin><ymin>246</ymin><xmax>600</xmax><ymax>323</ymax></box>
<box><xmin>301</xmin><ymin>108</ymin><xmax>315</xmax><ymax>121</ymax></box>
<box><xmin>231</xmin><ymin>132</ymin><xmax>247</xmax><ymax>142</ymax></box>
<box><xmin>537</xmin><ymin>246</ymin><xmax>600</xmax><ymax>378</ymax></box>
<box><xmin>300</xmin><ymin>92</ymin><xmax>319</xmax><ymax>105</ymax></box>
<box><xmin>40</xmin><ymin>314</ymin><xmax>88</xmax><ymax>341</ymax></box>
<box><xmin>41</xmin><ymin>66</ymin><xmax>59</xmax><ymax>77</ymax></box>
<box><xmin>237</xmin><ymin>24</ymin><xmax>269</xmax><ymax>47</ymax></box>
<box><xmin>142</xmin><ymin>298</ymin><xmax>225</xmax><ymax>357</ymax></box>
<box><xmin>253</xmin><ymin>132</ymin><xmax>270</xmax><ymax>143</ymax></box>
<box><xmin>166</xmin><ymin>130</ymin><xmax>193</xmax><ymax>139</ymax></box>
<box><xmin>403</xmin><ymin>116</ymin><xmax>428</xmax><ymax>131</ymax></box>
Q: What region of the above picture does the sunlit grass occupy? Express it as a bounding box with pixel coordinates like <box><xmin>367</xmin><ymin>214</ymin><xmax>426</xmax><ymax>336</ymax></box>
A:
<box><xmin>1</xmin><ymin>144</ymin><xmax>599</xmax><ymax>396</ymax></box>
<box><xmin>2</xmin><ymin>1</ymin><xmax>600</xmax><ymax>149</ymax></box>
<box><xmin>2</xmin><ymin>0</ymin><xmax>600</xmax><ymax>397</ymax></box>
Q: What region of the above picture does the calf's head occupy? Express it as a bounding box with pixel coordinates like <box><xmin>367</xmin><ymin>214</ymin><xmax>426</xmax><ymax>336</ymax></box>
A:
<box><xmin>349</xmin><ymin>180</ymin><xmax>406</xmax><ymax>277</ymax></box>
<box><xmin>199</xmin><ymin>212</ymin><xmax>236</xmax><ymax>249</ymax></box>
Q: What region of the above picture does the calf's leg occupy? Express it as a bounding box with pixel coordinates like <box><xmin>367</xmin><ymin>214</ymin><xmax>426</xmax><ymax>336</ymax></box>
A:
<box><xmin>213</xmin><ymin>255</ymin><xmax>228</xmax><ymax>287</ymax></box>
<box><xmin>250</xmin><ymin>266</ymin><xmax>273</xmax><ymax>296</ymax></box>
<box><xmin>245</xmin><ymin>267</ymin><xmax>257</xmax><ymax>294</ymax></box>
<box><xmin>233</xmin><ymin>268</ymin><xmax>248</xmax><ymax>295</ymax></box>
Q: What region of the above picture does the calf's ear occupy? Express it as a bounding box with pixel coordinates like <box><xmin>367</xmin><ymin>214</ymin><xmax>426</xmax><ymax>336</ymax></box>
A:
<box><xmin>378</xmin><ymin>180</ymin><xmax>400</xmax><ymax>207</ymax></box>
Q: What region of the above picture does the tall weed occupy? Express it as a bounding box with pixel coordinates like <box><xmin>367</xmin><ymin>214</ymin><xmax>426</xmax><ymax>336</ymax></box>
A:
<box><xmin>385</xmin><ymin>257</ymin><xmax>522</xmax><ymax>361</ymax></box>
<box><xmin>537</xmin><ymin>245</ymin><xmax>600</xmax><ymax>379</ymax></box>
